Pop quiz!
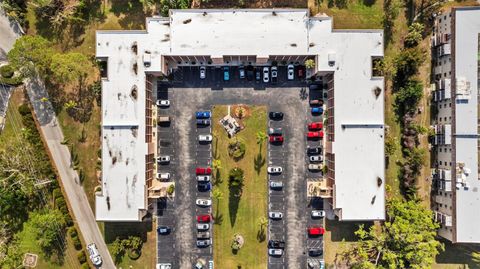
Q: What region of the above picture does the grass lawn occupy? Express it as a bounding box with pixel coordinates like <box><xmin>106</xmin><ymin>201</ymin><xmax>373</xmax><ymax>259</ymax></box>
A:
<box><xmin>310</xmin><ymin>0</ymin><xmax>383</xmax><ymax>29</ymax></box>
<box><xmin>212</xmin><ymin>105</ymin><xmax>268</xmax><ymax>269</ymax></box>
<box><xmin>104</xmin><ymin>221</ymin><xmax>156</xmax><ymax>269</ymax></box>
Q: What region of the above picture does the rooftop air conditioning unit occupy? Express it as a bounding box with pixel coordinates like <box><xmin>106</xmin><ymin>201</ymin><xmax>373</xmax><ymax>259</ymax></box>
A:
<box><xmin>328</xmin><ymin>52</ymin><xmax>336</xmax><ymax>66</ymax></box>
<box><xmin>143</xmin><ymin>51</ymin><xmax>152</xmax><ymax>67</ymax></box>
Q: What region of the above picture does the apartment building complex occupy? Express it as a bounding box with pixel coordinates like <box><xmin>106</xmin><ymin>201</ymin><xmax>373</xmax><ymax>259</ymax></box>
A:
<box><xmin>95</xmin><ymin>9</ymin><xmax>385</xmax><ymax>222</ymax></box>
<box><xmin>431</xmin><ymin>7</ymin><xmax>480</xmax><ymax>243</ymax></box>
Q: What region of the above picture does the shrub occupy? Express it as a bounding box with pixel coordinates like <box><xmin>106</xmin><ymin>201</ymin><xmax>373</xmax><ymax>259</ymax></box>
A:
<box><xmin>167</xmin><ymin>184</ymin><xmax>175</xmax><ymax>195</ymax></box>
<box><xmin>18</xmin><ymin>104</ymin><xmax>30</xmax><ymax>116</ymax></box>
<box><xmin>128</xmin><ymin>248</ymin><xmax>141</xmax><ymax>260</ymax></box>
<box><xmin>228</xmin><ymin>141</ymin><xmax>246</xmax><ymax>159</ymax></box>
<box><xmin>77</xmin><ymin>250</ymin><xmax>86</xmax><ymax>264</ymax></box>
<box><xmin>0</xmin><ymin>65</ymin><xmax>14</xmax><ymax>78</ymax></box>
<box><xmin>81</xmin><ymin>263</ymin><xmax>90</xmax><ymax>269</ymax></box>
<box><xmin>229</xmin><ymin>168</ymin><xmax>244</xmax><ymax>187</ymax></box>
<box><xmin>72</xmin><ymin>235</ymin><xmax>82</xmax><ymax>250</ymax></box>
<box><xmin>55</xmin><ymin>196</ymin><xmax>66</xmax><ymax>208</ymax></box>
<box><xmin>53</xmin><ymin>188</ymin><xmax>62</xmax><ymax>199</ymax></box>
<box><xmin>68</xmin><ymin>227</ymin><xmax>78</xmax><ymax>238</ymax></box>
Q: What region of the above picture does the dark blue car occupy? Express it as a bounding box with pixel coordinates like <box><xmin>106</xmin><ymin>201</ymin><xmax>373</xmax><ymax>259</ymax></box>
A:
<box><xmin>223</xmin><ymin>66</ymin><xmax>230</xmax><ymax>81</ymax></box>
<box><xmin>311</xmin><ymin>107</ymin><xmax>324</xmax><ymax>115</ymax></box>
<box><xmin>198</xmin><ymin>182</ymin><xmax>211</xmax><ymax>192</ymax></box>
<box><xmin>196</xmin><ymin>111</ymin><xmax>211</xmax><ymax>119</ymax></box>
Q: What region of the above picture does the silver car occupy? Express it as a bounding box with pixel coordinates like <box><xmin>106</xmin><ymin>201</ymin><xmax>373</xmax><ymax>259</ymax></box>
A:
<box><xmin>308</xmin><ymin>164</ymin><xmax>322</xmax><ymax>171</ymax></box>
<box><xmin>311</xmin><ymin>210</ymin><xmax>325</xmax><ymax>218</ymax></box>
<box><xmin>198</xmin><ymin>134</ymin><xmax>213</xmax><ymax>142</ymax></box>
<box><xmin>268</xmin><ymin>248</ymin><xmax>283</xmax><ymax>256</ymax></box>
<box><xmin>263</xmin><ymin>67</ymin><xmax>270</xmax><ymax>83</ymax></box>
<box><xmin>197</xmin><ymin>231</ymin><xmax>211</xmax><ymax>239</ymax></box>
<box><xmin>200</xmin><ymin>66</ymin><xmax>206</xmax><ymax>79</ymax></box>
<box><xmin>270</xmin><ymin>181</ymin><xmax>283</xmax><ymax>189</ymax></box>
<box><xmin>196</xmin><ymin>198</ymin><xmax>212</xmax><ymax>207</ymax></box>
<box><xmin>309</xmin><ymin>155</ymin><xmax>323</xmax><ymax>162</ymax></box>
<box><xmin>287</xmin><ymin>64</ymin><xmax>294</xmax><ymax>80</ymax></box>
<box><xmin>267</xmin><ymin>166</ymin><xmax>283</xmax><ymax>174</ymax></box>
<box><xmin>87</xmin><ymin>243</ymin><xmax>102</xmax><ymax>266</ymax></box>
<box><xmin>157</xmin><ymin>155</ymin><xmax>170</xmax><ymax>164</ymax></box>
<box><xmin>196</xmin><ymin>239</ymin><xmax>211</xmax><ymax>247</ymax></box>
<box><xmin>156</xmin><ymin>99</ymin><xmax>170</xmax><ymax>107</ymax></box>
<box><xmin>197</xmin><ymin>175</ymin><xmax>210</xmax><ymax>182</ymax></box>
<box><xmin>157</xmin><ymin>172</ymin><xmax>171</xmax><ymax>180</ymax></box>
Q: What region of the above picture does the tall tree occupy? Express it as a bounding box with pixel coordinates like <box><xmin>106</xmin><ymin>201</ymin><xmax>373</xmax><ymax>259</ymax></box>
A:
<box><xmin>336</xmin><ymin>198</ymin><xmax>443</xmax><ymax>268</ymax></box>
<box><xmin>29</xmin><ymin>209</ymin><xmax>67</xmax><ymax>255</ymax></box>
<box><xmin>7</xmin><ymin>35</ymin><xmax>54</xmax><ymax>77</ymax></box>
<box><xmin>50</xmin><ymin>52</ymin><xmax>91</xmax><ymax>88</ymax></box>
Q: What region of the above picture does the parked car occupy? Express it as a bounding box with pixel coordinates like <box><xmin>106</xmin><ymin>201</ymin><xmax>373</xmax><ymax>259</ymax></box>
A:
<box><xmin>246</xmin><ymin>65</ymin><xmax>254</xmax><ymax>81</ymax></box>
<box><xmin>297</xmin><ymin>66</ymin><xmax>306</xmax><ymax>79</ymax></box>
<box><xmin>311</xmin><ymin>107</ymin><xmax>324</xmax><ymax>115</ymax></box>
<box><xmin>287</xmin><ymin>64</ymin><xmax>294</xmax><ymax>80</ymax></box>
<box><xmin>157</xmin><ymin>226</ymin><xmax>171</xmax><ymax>235</ymax></box>
<box><xmin>157</xmin><ymin>263</ymin><xmax>172</xmax><ymax>269</ymax></box>
<box><xmin>196</xmin><ymin>167</ymin><xmax>212</xmax><ymax>175</ymax></box>
<box><xmin>196</xmin><ymin>111</ymin><xmax>211</xmax><ymax>119</ymax></box>
<box><xmin>209</xmin><ymin>260</ymin><xmax>214</xmax><ymax>269</ymax></box>
<box><xmin>309</xmin><ymin>155</ymin><xmax>323</xmax><ymax>162</ymax></box>
<box><xmin>157</xmin><ymin>172</ymin><xmax>171</xmax><ymax>180</ymax></box>
<box><xmin>223</xmin><ymin>66</ymin><xmax>230</xmax><ymax>81</ymax></box>
<box><xmin>197</xmin><ymin>231</ymin><xmax>210</xmax><ymax>239</ymax></box>
<box><xmin>269</xmin><ymin>111</ymin><xmax>284</xmax><ymax>120</ymax></box>
<box><xmin>268</xmin><ymin>127</ymin><xmax>282</xmax><ymax>136</ymax></box>
<box><xmin>87</xmin><ymin>243</ymin><xmax>102</xmax><ymax>266</ymax></box>
<box><xmin>307</xmin><ymin>146</ymin><xmax>322</xmax><ymax>155</ymax></box>
<box><xmin>267</xmin><ymin>166</ymin><xmax>283</xmax><ymax>174</ymax></box>
<box><xmin>156</xmin><ymin>100</ymin><xmax>170</xmax><ymax>107</ymax></box>
<box><xmin>309</xmin><ymin>99</ymin><xmax>324</xmax><ymax>106</ymax></box>
<box><xmin>308</xmin><ymin>227</ymin><xmax>325</xmax><ymax>236</ymax></box>
<box><xmin>196</xmin><ymin>239</ymin><xmax>211</xmax><ymax>247</ymax></box>
<box><xmin>197</xmin><ymin>223</ymin><xmax>210</xmax><ymax>231</ymax></box>
<box><xmin>157</xmin><ymin>155</ymin><xmax>170</xmax><ymax>164</ymax></box>
<box><xmin>255</xmin><ymin>69</ymin><xmax>261</xmax><ymax>82</ymax></box>
<box><xmin>309</xmin><ymin>248</ymin><xmax>323</xmax><ymax>257</ymax></box>
<box><xmin>269</xmin><ymin>135</ymin><xmax>284</xmax><ymax>143</ymax></box>
<box><xmin>307</xmin><ymin>131</ymin><xmax>324</xmax><ymax>139</ymax></box>
<box><xmin>263</xmin><ymin>67</ymin><xmax>270</xmax><ymax>83</ymax></box>
<box><xmin>311</xmin><ymin>210</ymin><xmax>326</xmax><ymax>218</ymax></box>
<box><xmin>158</xmin><ymin>116</ymin><xmax>171</xmax><ymax>125</ymax></box>
<box><xmin>270</xmin><ymin>181</ymin><xmax>283</xmax><ymax>189</ymax></box>
<box><xmin>200</xmin><ymin>66</ymin><xmax>206</xmax><ymax>79</ymax></box>
<box><xmin>197</xmin><ymin>215</ymin><xmax>211</xmax><ymax>223</ymax></box>
<box><xmin>308</xmin><ymin>122</ymin><xmax>323</xmax><ymax>130</ymax></box>
<box><xmin>196</xmin><ymin>198</ymin><xmax>212</xmax><ymax>207</ymax></box>
<box><xmin>268</xmin><ymin>240</ymin><xmax>285</xmax><ymax>249</ymax></box>
<box><xmin>271</xmin><ymin>66</ymin><xmax>278</xmax><ymax>84</ymax></box>
<box><xmin>308</xmin><ymin>164</ymin><xmax>322</xmax><ymax>171</ymax></box>
<box><xmin>196</xmin><ymin>119</ymin><xmax>211</xmax><ymax>126</ymax></box>
<box><xmin>198</xmin><ymin>134</ymin><xmax>213</xmax><ymax>142</ymax></box>
<box><xmin>196</xmin><ymin>175</ymin><xmax>210</xmax><ymax>182</ymax></box>
<box><xmin>269</xmin><ymin>211</ymin><xmax>283</xmax><ymax>219</ymax></box>
<box><xmin>198</xmin><ymin>182</ymin><xmax>211</xmax><ymax>192</ymax></box>
<box><xmin>239</xmin><ymin>65</ymin><xmax>245</xmax><ymax>79</ymax></box>
<box><xmin>268</xmin><ymin>248</ymin><xmax>283</xmax><ymax>256</ymax></box>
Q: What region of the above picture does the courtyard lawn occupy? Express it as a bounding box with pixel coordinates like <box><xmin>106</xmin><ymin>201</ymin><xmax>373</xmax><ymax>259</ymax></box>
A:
<box><xmin>212</xmin><ymin>105</ymin><xmax>268</xmax><ymax>269</ymax></box>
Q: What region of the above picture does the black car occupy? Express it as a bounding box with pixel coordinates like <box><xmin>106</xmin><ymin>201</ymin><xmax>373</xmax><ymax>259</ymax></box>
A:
<box><xmin>196</xmin><ymin>119</ymin><xmax>211</xmax><ymax>126</ymax></box>
<box><xmin>308</xmin><ymin>248</ymin><xmax>323</xmax><ymax>257</ymax></box>
<box><xmin>269</xmin><ymin>111</ymin><xmax>284</xmax><ymax>120</ymax></box>
<box><xmin>268</xmin><ymin>240</ymin><xmax>285</xmax><ymax>249</ymax></box>
<box><xmin>307</xmin><ymin>146</ymin><xmax>322</xmax><ymax>155</ymax></box>
<box><xmin>246</xmin><ymin>65</ymin><xmax>254</xmax><ymax>81</ymax></box>
<box><xmin>255</xmin><ymin>69</ymin><xmax>261</xmax><ymax>82</ymax></box>
<box><xmin>157</xmin><ymin>226</ymin><xmax>171</xmax><ymax>235</ymax></box>
<box><xmin>309</xmin><ymin>83</ymin><xmax>323</xmax><ymax>91</ymax></box>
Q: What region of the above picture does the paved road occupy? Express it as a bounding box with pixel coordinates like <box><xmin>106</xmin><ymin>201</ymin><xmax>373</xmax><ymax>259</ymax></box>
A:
<box><xmin>25</xmin><ymin>76</ymin><xmax>115</xmax><ymax>268</ymax></box>
<box><xmin>0</xmin><ymin>9</ymin><xmax>21</xmax><ymax>61</ymax></box>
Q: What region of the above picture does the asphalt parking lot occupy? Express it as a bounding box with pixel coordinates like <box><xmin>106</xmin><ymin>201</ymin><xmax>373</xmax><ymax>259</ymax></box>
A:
<box><xmin>155</xmin><ymin>66</ymin><xmax>326</xmax><ymax>269</ymax></box>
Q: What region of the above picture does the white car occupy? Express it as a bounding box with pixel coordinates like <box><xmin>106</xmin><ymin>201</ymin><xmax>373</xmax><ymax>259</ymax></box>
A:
<box><xmin>287</xmin><ymin>64</ymin><xmax>294</xmax><ymax>80</ymax></box>
<box><xmin>267</xmin><ymin>166</ymin><xmax>283</xmax><ymax>174</ymax></box>
<box><xmin>198</xmin><ymin>134</ymin><xmax>213</xmax><ymax>142</ymax></box>
<box><xmin>268</xmin><ymin>248</ymin><xmax>283</xmax><ymax>256</ymax></box>
<box><xmin>263</xmin><ymin>67</ymin><xmax>270</xmax><ymax>83</ymax></box>
<box><xmin>197</xmin><ymin>223</ymin><xmax>210</xmax><ymax>231</ymax></box>
<box><xmin>157</xmin><ymin>264</ymin><xmax>172</xmax><ymax>269</ymax></box>
<box><xmin>196</xmin><ymin>198</ymin><xmax>212</xmax><ymax>207</ymax></box>
<box><xmin>200</xmin><ymin>66</ymin><xmax>206</xmax><ymax>79</ymax></box>
<box><xmin>157</xmin><ymin>155</ymin><xmax>170</xmax><ymax>164</ymax></box>
<box><xmin>157</xmin><ymin>172</ymin><xmax>171</xmax><ymax>180</ymax></box>
<box><xmin>311</xmin><ymin>210</ymin><xmax>326</xmax><ymax>218</ymax></box>
<box><xmin>196</xmin><ymin>239</ymin><xmax>211</xmax><ymax>247</ymax></box>
<box><xmin>271</xmin><ymin>66</ymin><xmax>278</xmax><ymax>78</ymax></box>
<box><xmin>309</xmin><ymin>155</ymin><xmax>323</xmax><ymax>162</ymax></box>
<box><xmin>269</xmin><ymin>211</ymin><xmax>283</xmax><ymax>219</ymax></box>
<box><xmin>197</xmin><ymin>175</ymin><xmax>210</xmax><ymax>182</ymax></box>
<box><xmin>156</xmin><ymin>99</ymin><xmax>170</xmax><ymax>107</ymax></box>
<box><xmin>87</xmin><ymin>243</ymin><xmax>102</xmax><ymax>266</ymax></box>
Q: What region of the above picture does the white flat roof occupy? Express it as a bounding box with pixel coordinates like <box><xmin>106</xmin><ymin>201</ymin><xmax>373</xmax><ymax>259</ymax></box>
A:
<box><xmin>96</xmin><ymin>9</ymin><xmax>385</xmax><ymax>221</ymax></box>
<box><xmin>453</xmin><ymin>7</ymin><xmax>480</xmax><ymax>243</ymax></box>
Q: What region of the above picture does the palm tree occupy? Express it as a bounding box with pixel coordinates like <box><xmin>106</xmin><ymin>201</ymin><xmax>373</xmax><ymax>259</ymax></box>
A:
<box><xmin>212</xmin><ymin>159</ymin><xmax>222</xmax><ymax>170</ymax></box>
<box><xmin>256</xmin><ymin>131</ymin><xmax>268</xmax><ymax>145</ymax></box>
<box><xmin>258</xmin><ymin>216</ymin><xmax>268</xmax><ymax>230</ymax></box>
<box><xmin>213</xmin><ymin>188</ymin><xmax>223</xmax><ymax>204</ymax></box>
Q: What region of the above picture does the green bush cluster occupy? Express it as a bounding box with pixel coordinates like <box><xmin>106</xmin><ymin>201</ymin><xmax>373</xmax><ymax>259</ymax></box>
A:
<box><xmin>0</xmin><ymin>65</ymin><xmax>14</xmax><ymax>78</ymax></box>
<box><xmin>77</xmin><ymin>250</ymin><xmax>86</xmax><ymax>264</ymax></box>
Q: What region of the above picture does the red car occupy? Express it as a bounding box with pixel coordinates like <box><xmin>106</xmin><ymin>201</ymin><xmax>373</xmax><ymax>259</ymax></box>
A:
<box><xmin>196</xmin><ymin>167</ymin><xmax>212</xmax><ymax>175</ymax></box>
<box><xmin>308</xmin><ymin>227</ymin><xmax>325</xmax><ymax>236</ymax></box>
<box><xmin>307</xmin><ymin>131</ymin><xmax>324</xmax><ymax>139</ymax></box>
<box><xmin>308</xmin><ymin>122</ymin><xmax>323</xmax><ymax>130</ymax></box>
<box><xmin>269</xmin><ymin>135</ymin><xmax>284</xmax><ymax>143</ymax></box>
<box><xmin>197</xmin><ymin>215</ymin><xmax>211</xmax><ymax>223</ymax></box>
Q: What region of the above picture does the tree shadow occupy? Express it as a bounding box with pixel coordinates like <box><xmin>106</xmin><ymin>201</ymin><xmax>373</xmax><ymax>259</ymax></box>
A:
<box><xmin>110</xmin><ymin>0</ymin><xmax>151</xmax><ymax>29</ymax></box>
<box><xmin>228</xmin><ymin>184</ymin><xmax>243</xmax><ymax>228</ymax></box>
<box><xmin>213</xmin><ymin>170</ymin><xmax>223</xmax><ymax>186</ymax></box>
<box><xmin>257</xmin><ymin>228</ymin><xmax>266</xmax><ymax>242</ymax></box>
<box><xmin>103</xmin><ymin>221</ymin><xmax>151</xmax><ymax>243</ymax></box>
<box><xmin>214</xmin><ymin>209</ymin><xmax>223</xmax><ymax>225</ymax></box>
<box><xmin>363</xmin><ymin>0</ymin><xmax>376</xmax><ymax>6</ymax></box>
<box><xmin>254</xmin><ymin>152</ymin><xmax>265</xmax><ymax>174</ymax></box>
